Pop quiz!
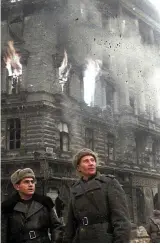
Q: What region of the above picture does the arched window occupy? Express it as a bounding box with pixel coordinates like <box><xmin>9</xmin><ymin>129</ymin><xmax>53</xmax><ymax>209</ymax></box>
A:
<box><xmin>58</xmin><ymin>123</ymin><xmax>69</xmax><ymax>152</ymax></box>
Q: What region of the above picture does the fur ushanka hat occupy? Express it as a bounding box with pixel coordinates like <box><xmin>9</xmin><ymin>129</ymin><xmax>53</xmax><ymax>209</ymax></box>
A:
<box><xmin>11</xmin><ymin>168</ymin><xmax>35</xmax><ymax>185</ymax></box>
<box><xmin>73</xmin><ymin>148</ymin><xmax>98</xmax><ymax>169</ymax></box>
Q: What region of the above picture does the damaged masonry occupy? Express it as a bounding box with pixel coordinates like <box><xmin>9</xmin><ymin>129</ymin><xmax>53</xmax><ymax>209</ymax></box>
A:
<box><xmin>1</xmin><ymin>0</ymin><xmax>160</xmax><ymax>241</ymax></box>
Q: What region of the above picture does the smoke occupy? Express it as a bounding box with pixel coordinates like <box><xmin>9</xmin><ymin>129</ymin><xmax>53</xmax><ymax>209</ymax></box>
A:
<box><xmin>54</xmin><ymin>0</ymin><xmax>160</xmax><ymax>115</ymax></box>
<box><xmin>9</xmin><ymin>0</ymin><xmax>158</xmax><ymax>116</ymax></box>
<box><xmin>104</xmin><ymin>22</ymin><xmax>160</xmax><ymax>116</ymax></box>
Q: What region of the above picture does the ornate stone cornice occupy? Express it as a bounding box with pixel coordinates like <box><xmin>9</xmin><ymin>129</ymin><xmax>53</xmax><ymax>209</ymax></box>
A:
<box><xmin>120</xmin><ymin>0</ymin><xmax>160</xmax><ymax>32</ymax></box>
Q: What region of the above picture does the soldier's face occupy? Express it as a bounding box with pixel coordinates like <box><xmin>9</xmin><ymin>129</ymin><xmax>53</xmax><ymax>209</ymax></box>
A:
<box><xmin>14</xmin><ymin>177</ymin><xmax>36</xmax><ymax>197</ymax></box>
<box><xmin>77</xmin><ymin>155</ymin><xmax>96</xmax><ymax>177</ymax></box>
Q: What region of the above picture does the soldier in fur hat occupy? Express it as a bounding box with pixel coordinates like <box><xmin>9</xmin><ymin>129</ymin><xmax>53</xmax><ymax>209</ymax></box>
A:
<box><xmin>1</xmin><ymin>168</ymin><xmax>64</xmax><ymax>243</ymax></box>
<box><xmin>146</xmin><ymin>198</ymin><xmax>160</xmax><ymax>243</ymax></box>
<box><xmin>64</xmin><ymin>148</ymin><xmax>131</xmax><ymax>243</ymax></box>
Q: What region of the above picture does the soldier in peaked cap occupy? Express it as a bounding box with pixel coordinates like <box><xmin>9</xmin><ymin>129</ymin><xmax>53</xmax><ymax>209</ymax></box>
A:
<box><xmin>64</xmin><ymin>148</ymin><xmax>131</xmax><ymax>243</ymax></box>
<box><xmin>1</xmin><ymin>168</ymin><xmax>64</xmax><ymax>243</ymax></box>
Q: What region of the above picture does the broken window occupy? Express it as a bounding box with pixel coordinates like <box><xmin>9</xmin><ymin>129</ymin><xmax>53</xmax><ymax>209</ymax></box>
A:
<box><xmin>7</xmin><ymin>118</ymin><xmax>21</xmax><ymax>150</ymax></box>
<box><xmin>135</xmin><ymin>132</ymin><xmax>148</xmax><ymax>165</ymax></box>
<box><xmin>7</xmin><ymin>76</ymin><xmax>21</xmax><ymax>95</ymax></box>
<box><xmin>10</xmin><ymin>0</ymin><xmax>22</xmax><ymax>3</ymax></box>
<box><xmin>85</xmin><ymin>128</ymin><xmax>94</xmax><ymax>150</ymax></box>
<box><xmin>3</xmin><ymin>41</ymin><xmax>22</xmax><ymax>94</ymax></box>
<box><xmin>107</xmin><ymin>134</ymin><xmax>114</xmax><ymax>160</ymax></box>
<box><xmin>58</xmin><ymin>122</ymin><xmax>69</xmax><ymax>152</ymax></box>
<box><xmin>58</xmin><ymin>50</ymin><xmax>71</xmax><ymax>92</ymax></box>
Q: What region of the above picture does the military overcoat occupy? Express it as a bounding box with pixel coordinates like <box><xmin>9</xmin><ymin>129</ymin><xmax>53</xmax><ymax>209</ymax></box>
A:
<box><xmin>1</xmin><ymin>193</ymin><xmax>64</xmax><ymax>243</ymax></box>
<box><xmin>64</xmin><ymin>173</ymin><xmax>131</xmax><ymax>243</ymax></box>
<box><xmin>146</xmin><ymin>210</ymin><xmax>160</xmax><ymax>243</ymax></box>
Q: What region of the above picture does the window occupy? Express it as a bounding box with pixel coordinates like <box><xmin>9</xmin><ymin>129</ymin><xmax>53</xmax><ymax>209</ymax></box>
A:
<box><xmin>85</xmin><ymin>128</ymin><xmax>94</xmax><ymax>150</ymax></box>
<box><xmin>135</xmin><ymin>132</ymin><xmax>148</xmax><ymax>164</ymax></box>
<box><xmin>107</xmin><ymin>134</ymin><xmax>114</xmax><ymax>160</ymax></box>
<box><xmin>106</xmin><ymin>83</ymin><xmax>114</xmax><ymax>107</ymax></box>
<box><xmin>11</xmin><ymin>0</ymin><xmax>22</xmax><ymax>3</ymax></box>
<box><xmin>7</xmin><ymin>119</ymin><xmax>21</xmax><ymax>150</ymax></box>
<box><xmin>58</xmin><ymin>123</ymin><xmax>69</xmax><ymax>152</ymax></box>
<box><xmin>7</xmin><ymin>76</ymin><xmax>21</xmax><ymax>95</ymax></box>
<box><xmin>4</xmin><ymin>41</ymin><xmax>22</xmax><ymax>94</ymax></box>
<box><xmin>152</xmin><ymin>140</ymin><xmax>160</xmax><ymax>167</ymax></box>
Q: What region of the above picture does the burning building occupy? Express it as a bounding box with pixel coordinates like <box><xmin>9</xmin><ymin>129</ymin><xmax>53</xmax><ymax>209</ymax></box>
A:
<box><xmin>1</xmin><ymin>0</ymin><xmax>160</xmax><ymax>226</ymax></box>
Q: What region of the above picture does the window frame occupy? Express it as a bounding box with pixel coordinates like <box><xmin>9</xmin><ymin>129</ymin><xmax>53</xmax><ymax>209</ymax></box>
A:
<box><xmin>7</xmin><ymin>118</ymin><xmax>21</xmax><ymax>150</ymax></box>
<box><xmin>6</xmin><ymin>76</ymin><xmax>21</xmax><ymax>95</ymax></box>
<box><xmin>58</xmin><ymin>122</ymin><xmax>69</xmax><ymax>152</ymax></box>
<box><xmin>85</xmin><ymin>128</ymin><xmax>94</xmax><ymax>150</ymax></box>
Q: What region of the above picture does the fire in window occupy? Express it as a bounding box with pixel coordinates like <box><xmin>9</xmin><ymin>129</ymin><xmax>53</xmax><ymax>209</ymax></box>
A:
<box><xmin>3</xmin><ymin>41</ymin><xmax>22</xmax><ymax>94</ymax></box>
<box><xmin>107</xmin><ymin>134</ymin><xmax>114</xmax><ymax>160</ymax></box>
<box><xmin>83</xmin><ymin>59</ymin><xmax>102</xmax><ymax>106</ymax></box>
<box><xmin>58</xmin><ymin>50</ymin><xmax>71</xmax><ymax>92</ymax></box>
<box><xmin>85</xmin><ymin>128</ymin><xmax>94</xmax><ymax>150</ymax></box>
<box><xmin>58</xmin><ymin>123</ymin><xmax>69</xmax><ymax>152</ymax></box>
<box><xmin>7</xmin><ymin>119</ymin><xmax>21</xmax><ymax>150</ymax></box>
<box><xmin>11</xmin><ymin>0</ymin><xmax>22</xmax><ymax>2</ymax></box>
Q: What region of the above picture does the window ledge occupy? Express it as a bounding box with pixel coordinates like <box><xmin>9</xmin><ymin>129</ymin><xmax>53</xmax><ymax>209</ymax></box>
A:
<box><xmin>59</xmin><ymin>151</ymin><xmax>72</xmax><ymax>159</ymax></box>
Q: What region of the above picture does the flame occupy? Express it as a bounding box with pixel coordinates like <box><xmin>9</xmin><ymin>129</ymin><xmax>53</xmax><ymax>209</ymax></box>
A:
<box><xmin>83</xmin><ymin>59</ymin><xmax>102</xmax><ymax>106</ymax></box>
<box><xmin>59</xmin><ymin>50</ymin><xmax>71</xmax><ymax>91</ymax></box>
<box><xmin>3</xmin><ymin>41</ymin><xmax>22</xmax><ymax>77</ymax></box>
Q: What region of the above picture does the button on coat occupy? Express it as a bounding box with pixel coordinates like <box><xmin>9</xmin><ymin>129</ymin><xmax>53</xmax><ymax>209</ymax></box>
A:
<box><xmin>64</xmin><ymin>173</ymin><xmax>131</xmax><ymax>243</ymax></box>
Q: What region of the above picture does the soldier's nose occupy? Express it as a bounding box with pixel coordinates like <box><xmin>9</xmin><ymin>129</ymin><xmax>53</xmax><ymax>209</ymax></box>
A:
<box><xmin>89</xmin><ymin>161</ymin><xmax>94</xmax><ymax>165</ymax></box>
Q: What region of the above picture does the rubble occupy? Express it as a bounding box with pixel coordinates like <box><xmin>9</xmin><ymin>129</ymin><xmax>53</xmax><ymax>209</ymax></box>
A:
<box><xmin>131</xmin><ymin>226</ymin><xmax>150</xmax><ymax>243</ymax></box>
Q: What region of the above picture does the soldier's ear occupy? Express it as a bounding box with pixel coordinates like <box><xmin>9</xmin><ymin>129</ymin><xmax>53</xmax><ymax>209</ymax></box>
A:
<box><xmin>77</xmin><ymin>165</ymin><xmax>81</xmax><ymax>172</ymax></box>
<box><xmin>13</xmin><ymin>183</ymin><xmax>20</xmax><ymax>191</ymax></box>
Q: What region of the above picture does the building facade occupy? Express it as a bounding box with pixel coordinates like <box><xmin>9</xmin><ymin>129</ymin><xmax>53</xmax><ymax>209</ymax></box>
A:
<box><xmin>1</xmin><ymin>0</ymin><xmax>160</xmax><ymax>225</ymax></box>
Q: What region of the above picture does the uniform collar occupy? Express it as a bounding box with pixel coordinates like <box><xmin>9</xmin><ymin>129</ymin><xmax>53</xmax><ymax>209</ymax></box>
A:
<box><xmin>14</xmin><ymin>200</ymin><xmax>43</xmax><ymax>219</ymax></box>
<box><xmin>81</xmin><ymin>171</ymin><xmax>101</xmax><ymax>182</ymax></box>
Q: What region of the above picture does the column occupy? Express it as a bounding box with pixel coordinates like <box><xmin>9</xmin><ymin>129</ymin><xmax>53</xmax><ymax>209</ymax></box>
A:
<box><xmin>139</xmin><ymin>81</ymin><xmax>146</xmax><ymax>114</ymax></box>
<box><xmin>94</xmin><ymin>78</ymin><xmax>102</xmax><ymax>107</ymax></box>
<box><xmin>101</xmin><ymin>83</ymin><xmax>106</xmax><ymax>108</ymax></box>
<box><xmin>120</xmin><ymin>81</ymin><xmax>130</xmax><ymax>112</ymax></box>
<box><xmin>158</xmin><ymin>184</ymin><xmax>160</xmax><ymax>208</ymax></box>
<box><xmin>134</xmin><ymin>98</ymin><xmax>138</xmax><ymax>115</ymax></box>
<box><xmin>1</xmin><ymin>120</ymin><xmax>6</xmax><ymax>151</ymax></box>
<box><xmin>132</xmin><ymin>187</ymin><xmax>138</xmax><ymax>225</ymax></box>
<box><xmin>1</xmin><ymin>68</ymin><xmax>7</xmax><ymax>93</ymax></box>
<box><xmin>119</xmin><ymin>58</ymin><xmax>130</xmax><ymax>112</ymax></box>
<box><xmin>113</xmin><ymin>90</ymin><xmax>119</xmax><ymax>114</ymax></box>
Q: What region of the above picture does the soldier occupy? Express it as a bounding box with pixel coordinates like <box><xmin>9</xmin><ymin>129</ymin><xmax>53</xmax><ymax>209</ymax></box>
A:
<box><xmin>146</xmin><ymin>203</ymin><xmax>160</xmax><ymax>243</ymax></box>
<box><xmin>1</xmin><ymin>168</ymin><xmax>64</xmax><ymax>243</ymax></box>
<box><xmin>64</xmin><ymin>148</ymin><xmax>131</xmax><ymax>243</ymax></box>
